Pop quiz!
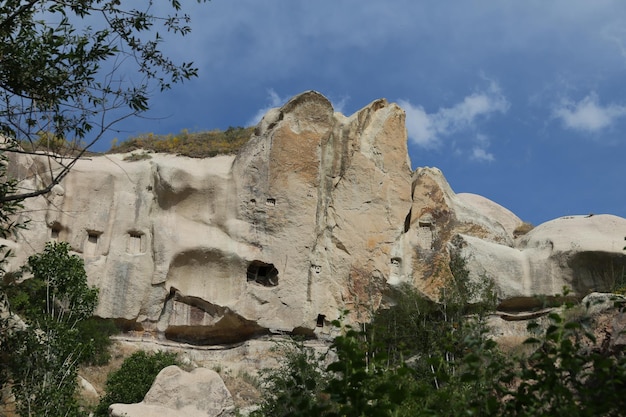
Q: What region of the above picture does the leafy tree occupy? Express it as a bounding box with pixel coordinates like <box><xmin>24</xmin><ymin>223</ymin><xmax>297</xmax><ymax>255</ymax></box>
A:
<box><xmin>500</xmin><ymin>307</ymin><xmax>626</xmax><ymax>417</ymax></box>
<box><xmin>0</xmin><ymin>0</ymin><xmax>208</xmax><ymax>203</ymax></box>
<box><xmin>367</xmin><ymin>254</ymin><xmax>496</xmax><ymax>383</ymax></box>
<box><xmin>324</xmin><ymin>321</ymin><xmax>411</xmax><ymax>417</ymax></box>
<box><xmin>254</xmin><ymin>300</ymin><xmax>626</xmax><ymax>416</ymax></box>
<box><xmin>252</xmin><ymin>341</ymin><xmax>330</xmax><ymax>417</ymax></box>
<box><xmin>253</xmin><ymin>256</ymin><xmax>626</xmax><ymax>417</ymax></box>
<box><xmin>253</xmin><ymin>321</ymin><xmax>412</xmax><ymax>417</ymax></box>
<box><xmin>1</xmin><ymin>241</ymin><xmax>100</xmax><ymax>417</ymax></box>
<box><xmin>94</xmin><ymin>350</ymin><xmax>180</xmax><ymax>416</ymax></box>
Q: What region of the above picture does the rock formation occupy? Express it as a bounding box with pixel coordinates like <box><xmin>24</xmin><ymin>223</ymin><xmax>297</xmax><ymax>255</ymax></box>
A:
<box><xmin>5</xmin><ymin>91</ymin><xmax>626</xmax><ymax>344</ymax></box>
<box><xmin>109</xmin><ymin>366</ymin><xmax>235</xmax><ymax>417</ymax></box>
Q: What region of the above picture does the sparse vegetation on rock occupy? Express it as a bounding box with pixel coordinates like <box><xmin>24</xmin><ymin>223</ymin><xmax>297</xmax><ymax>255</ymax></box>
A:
<box><xmin>0</xmin><ymin>0</ymin><xmax>209</xmax><ymax>203</ymax></box>
<box><xmin>513</xmin><ymin>221</ymin><xmax>534</xmax><ymax>237</ymax></box>
<box><xmin>109</xmin><ymin>126</ymin><xmax>254</xmax><ymax>158</ymax></box>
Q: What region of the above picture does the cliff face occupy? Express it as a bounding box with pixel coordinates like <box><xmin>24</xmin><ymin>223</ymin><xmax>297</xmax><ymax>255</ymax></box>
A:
<box><xmin>6</xmin><ymin>91</ymin><xmax>626</xmax><ymax>344</ymax></box>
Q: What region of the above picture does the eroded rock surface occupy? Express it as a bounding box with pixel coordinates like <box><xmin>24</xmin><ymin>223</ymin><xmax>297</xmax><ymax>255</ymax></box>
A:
<box><xmin>456</xmin><ymin>214</ymin><xmax>626</xmax><ymax>302</ymax></box>
<box><xmin>7</xmin><ymin>91</ymin><xmax>626</xmax><ymax>342</ymax></box>
<box><xmin>109</xmin><ymin>366</ymin><xmax>234</xmax><ymax>417</ymax></box>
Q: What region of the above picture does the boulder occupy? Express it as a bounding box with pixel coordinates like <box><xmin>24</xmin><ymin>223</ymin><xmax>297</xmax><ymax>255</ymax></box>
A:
<box><xmin>109</xmin><ymin>366</ymin><xmax>234</xmax><ymax>417</ymax></box>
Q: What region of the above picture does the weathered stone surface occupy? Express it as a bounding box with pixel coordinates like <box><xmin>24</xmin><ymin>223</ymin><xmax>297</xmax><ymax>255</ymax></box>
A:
<box><xmin>455</xmin><ymin>214</ymin><xmax>626</xmax><ymax>301</ymax></box>
<box><xmin>6</xmin><ymin>91</ymin><xmax>626</xmax><ymax>343</ymax></box>
<box><xmin>390</xmin><ymin>167</ymin><xmax>522</xmax><ymax>298</ymax></box>
<box><xmin>109</xmin><ymin>365</ymin><xmax>234</xmax><ymax>417</ymax></box>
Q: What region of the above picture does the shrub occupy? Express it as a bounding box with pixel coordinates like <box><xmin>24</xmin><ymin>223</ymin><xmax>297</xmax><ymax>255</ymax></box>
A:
<box><xmin>75</xmin><ymin>317</ymin><xmax>119</xmax><ymax>365</ymax></box>
<box><xmin>123</xmin><ymin>151</ymin><xmax>152</xmax><ymax>161</ymax></box>
<box><xmin>513</xmin><ymin>221</ymin><xmax>534</xmax><ymax>237</ymax></box>
<box><xmin>252</xmin><ymin>341</ymin><xmax>330</xmax><ymax>417</ymax></box>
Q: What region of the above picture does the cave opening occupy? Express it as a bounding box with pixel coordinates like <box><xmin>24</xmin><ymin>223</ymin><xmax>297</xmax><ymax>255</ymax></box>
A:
<box><xmin>247</xmin><ymin>260</ymin><xmax>279</xmax><ymax>287</ymax></box>
<box><xmin>50</xmin><ymin>222</ymin><xmax>62</xmax><ymax>240</ymax></box>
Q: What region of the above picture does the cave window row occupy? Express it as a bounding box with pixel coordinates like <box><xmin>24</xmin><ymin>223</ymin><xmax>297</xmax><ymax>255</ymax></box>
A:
<box><xmin>46</xmin><ymin>224</ymin><xmax>147</xmax><ymax>256</ymax></box>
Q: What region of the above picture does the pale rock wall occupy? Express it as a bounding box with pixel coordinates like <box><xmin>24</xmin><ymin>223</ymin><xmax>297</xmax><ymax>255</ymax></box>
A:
<box><xmin>7</xmin><ymin>91</ymin><xmax>626</xmax><ymax>344</ymax></box>
<box><xmin>454</xmin><ymin>214</ymin><xmax>626</xmax><ymax>302</ymax></box>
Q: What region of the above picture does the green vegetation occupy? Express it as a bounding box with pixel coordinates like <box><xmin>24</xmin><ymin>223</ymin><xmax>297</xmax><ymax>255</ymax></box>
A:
<box><xmin>0</xmin><ymin>1</ymin><xmax>216</xmax><ymax>414</ymax></box>
<box><xmin>94</xmin><ymin>351</ymin><xmax>180</xmax><ymax>416</ymax></box>
<box><xmin>254</xmin><ymin>256</ymin><xmax>626</xmax><ymax>417</ymax></box>
<box><xmin>123</xmin><ymin>151</ymin><xmax>153</xmax><ymax>162</ymax></box>
<box><xmin>1</xmin><ymin>242</ymin><xmax>103</xmax><ymax>416</ymax></box>
<box><xmin>109</xmin><ymin>126</ymin><xmax>255</xmax><ymax>158</ymax></box>
<box><xmin>366</xmin><ymin>254</ymin><xmax>497</xmax><ymax>374</ymax></box>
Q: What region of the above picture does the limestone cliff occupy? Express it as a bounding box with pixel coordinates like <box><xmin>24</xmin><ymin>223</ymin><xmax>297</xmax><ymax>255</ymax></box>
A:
<box><xmin>6</xmin><ymin>91</ymin><xmax>626</xmax><ymax>344</ymax></box>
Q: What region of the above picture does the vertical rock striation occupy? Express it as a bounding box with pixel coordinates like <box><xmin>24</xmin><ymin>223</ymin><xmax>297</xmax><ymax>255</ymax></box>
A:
<box><xmin>5</xmin><ymin>91</ymin><xmax>626</xmax><ymax>343</ymax></box>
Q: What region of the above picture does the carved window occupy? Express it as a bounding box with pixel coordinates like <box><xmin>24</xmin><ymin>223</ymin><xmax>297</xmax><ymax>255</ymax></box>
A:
<box><xmin>247</xmin><ymin>261</ymin><xmax>279</xmax><ymax>287</ymax></box>
<box><xmin>127</xmin><ymin>231</ymin><xmax>145</xmax><ymax>254</ymax></box>
<box><xmin>85</xmin><ymin>230</ymin><xmax>102</xmax><ymax>256</ymax></box>
<box><xmin>417</xmin><ymin>214</ymin><xmax>435</xmax><ymax>250</ymax></box>
<box><xmin>49</xmin><ymin>222</ymin><xmax>61</xmax><ymax>241</ymax></box>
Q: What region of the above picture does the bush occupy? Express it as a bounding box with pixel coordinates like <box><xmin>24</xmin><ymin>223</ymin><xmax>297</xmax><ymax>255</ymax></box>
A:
<box><xmin>75</xmin><ymin>317</ymin><xmax>119</xmax><ymax>365</ymax></box>
<box><xmin>253</xmin><ymin>321</ymin><xmax>412</xmax><ymax>417</ymax></box>
<box><xmin>513</xmin><ymin>221</ymin><xmax>534</xmax><ymax>237</ymax></box>
<box><xmin>123</xmin><ymin>151</ymin><xmax>152</xmax><ymax>161</ymax></box>
<box><xmin>252</xmin><ymin>341</ymin><xmax>330</xmax><ymax>417</ymax></box>
<box><xmin>94</xmin><ymin>350</ymin><xmax>180</xmax><ymax>416</ymax></box>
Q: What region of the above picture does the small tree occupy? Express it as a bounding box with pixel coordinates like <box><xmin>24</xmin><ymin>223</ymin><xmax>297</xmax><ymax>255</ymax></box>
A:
<box><xmin>252</xmin><ymin>341</ymin><xmax>330</xmax><ymax>417</ymax></box>
<box><xmin>2</xmin><ymin>241</ymin><xmax>99</xmax><ymax>417</ymax></box>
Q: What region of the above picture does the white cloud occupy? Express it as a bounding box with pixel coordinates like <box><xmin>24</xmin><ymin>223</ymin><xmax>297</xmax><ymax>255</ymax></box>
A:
<box><xmin>399</xmin><ymin>81</ymin><xmax>509</xmax><ymax>148</ymax></box>
<box><xmin>468</xmin><ymin>134</ymin><xmax>495</xmax><ymax>162</ymax></box>
<box><xmin>247</xmin><ymin>89</ymin><xmax>287</xmax><ymax>126</ymax></box>
<box><xmin>331</xmin><ymin>95</ymin><xmax>349</xmax><ymax>115</ymax></box>
<box><xmin>398</xmin><ymin>101</ymin><xmax>438</xmax><ymax>147</ymax></box>
<box><xmin>554</xmin><ymin>93</ymin><xmax>626</xmax><ymax>132</ymax></box>
<box><xmin>470</xmin><ymin>147</ymin><xmax>495</xmax><ymax>162</ymax></box>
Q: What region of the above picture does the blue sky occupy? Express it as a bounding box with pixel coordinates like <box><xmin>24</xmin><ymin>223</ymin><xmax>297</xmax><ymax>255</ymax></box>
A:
<box><xmin>100</xmin><ymin>0</ymin><xmax>626</xmax><ymax>226</ymax></box>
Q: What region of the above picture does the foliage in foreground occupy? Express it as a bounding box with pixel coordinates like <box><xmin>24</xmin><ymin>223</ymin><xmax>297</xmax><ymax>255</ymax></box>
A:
<box><xmin>1</xmin><ymin>242</ymin><xmax>101</xmax><ymax>417</ymax></box>
<box><xmin>254</xmin><ymin>257</ymin><xmax>626</xmax><ymax>417</ymax></box>
<box><xmin>257</xmin><ymin>306</ymin><xmax>626</xmax><ymax>417</ymax></box>
<box><xmin>94</xmin><ymin>350</ymin><xmax>180</xmax><ymax>417</ymax></box>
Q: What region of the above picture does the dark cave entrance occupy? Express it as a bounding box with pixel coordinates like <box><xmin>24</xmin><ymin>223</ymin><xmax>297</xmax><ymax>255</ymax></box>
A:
<box><xmin>246</xmin><ymin>260</ymin><xmax>279</xmax><ymax>287</ymax></box>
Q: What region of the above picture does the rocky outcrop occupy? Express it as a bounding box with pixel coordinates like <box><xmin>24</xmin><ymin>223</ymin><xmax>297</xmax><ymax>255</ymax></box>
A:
<box><xmin>109</xmin><ymin>366</ymin><xmax>234</xmax><ymax>417</ymax></box>
<box><xmin>456</xmin><ymin>214</ymin><xmax>626</xmax><ymax>305</ymax></box>
<box><xmin>6</xmin><ymin>91</ymin><xmax>626</xmax><ymax>343</ymax></box>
